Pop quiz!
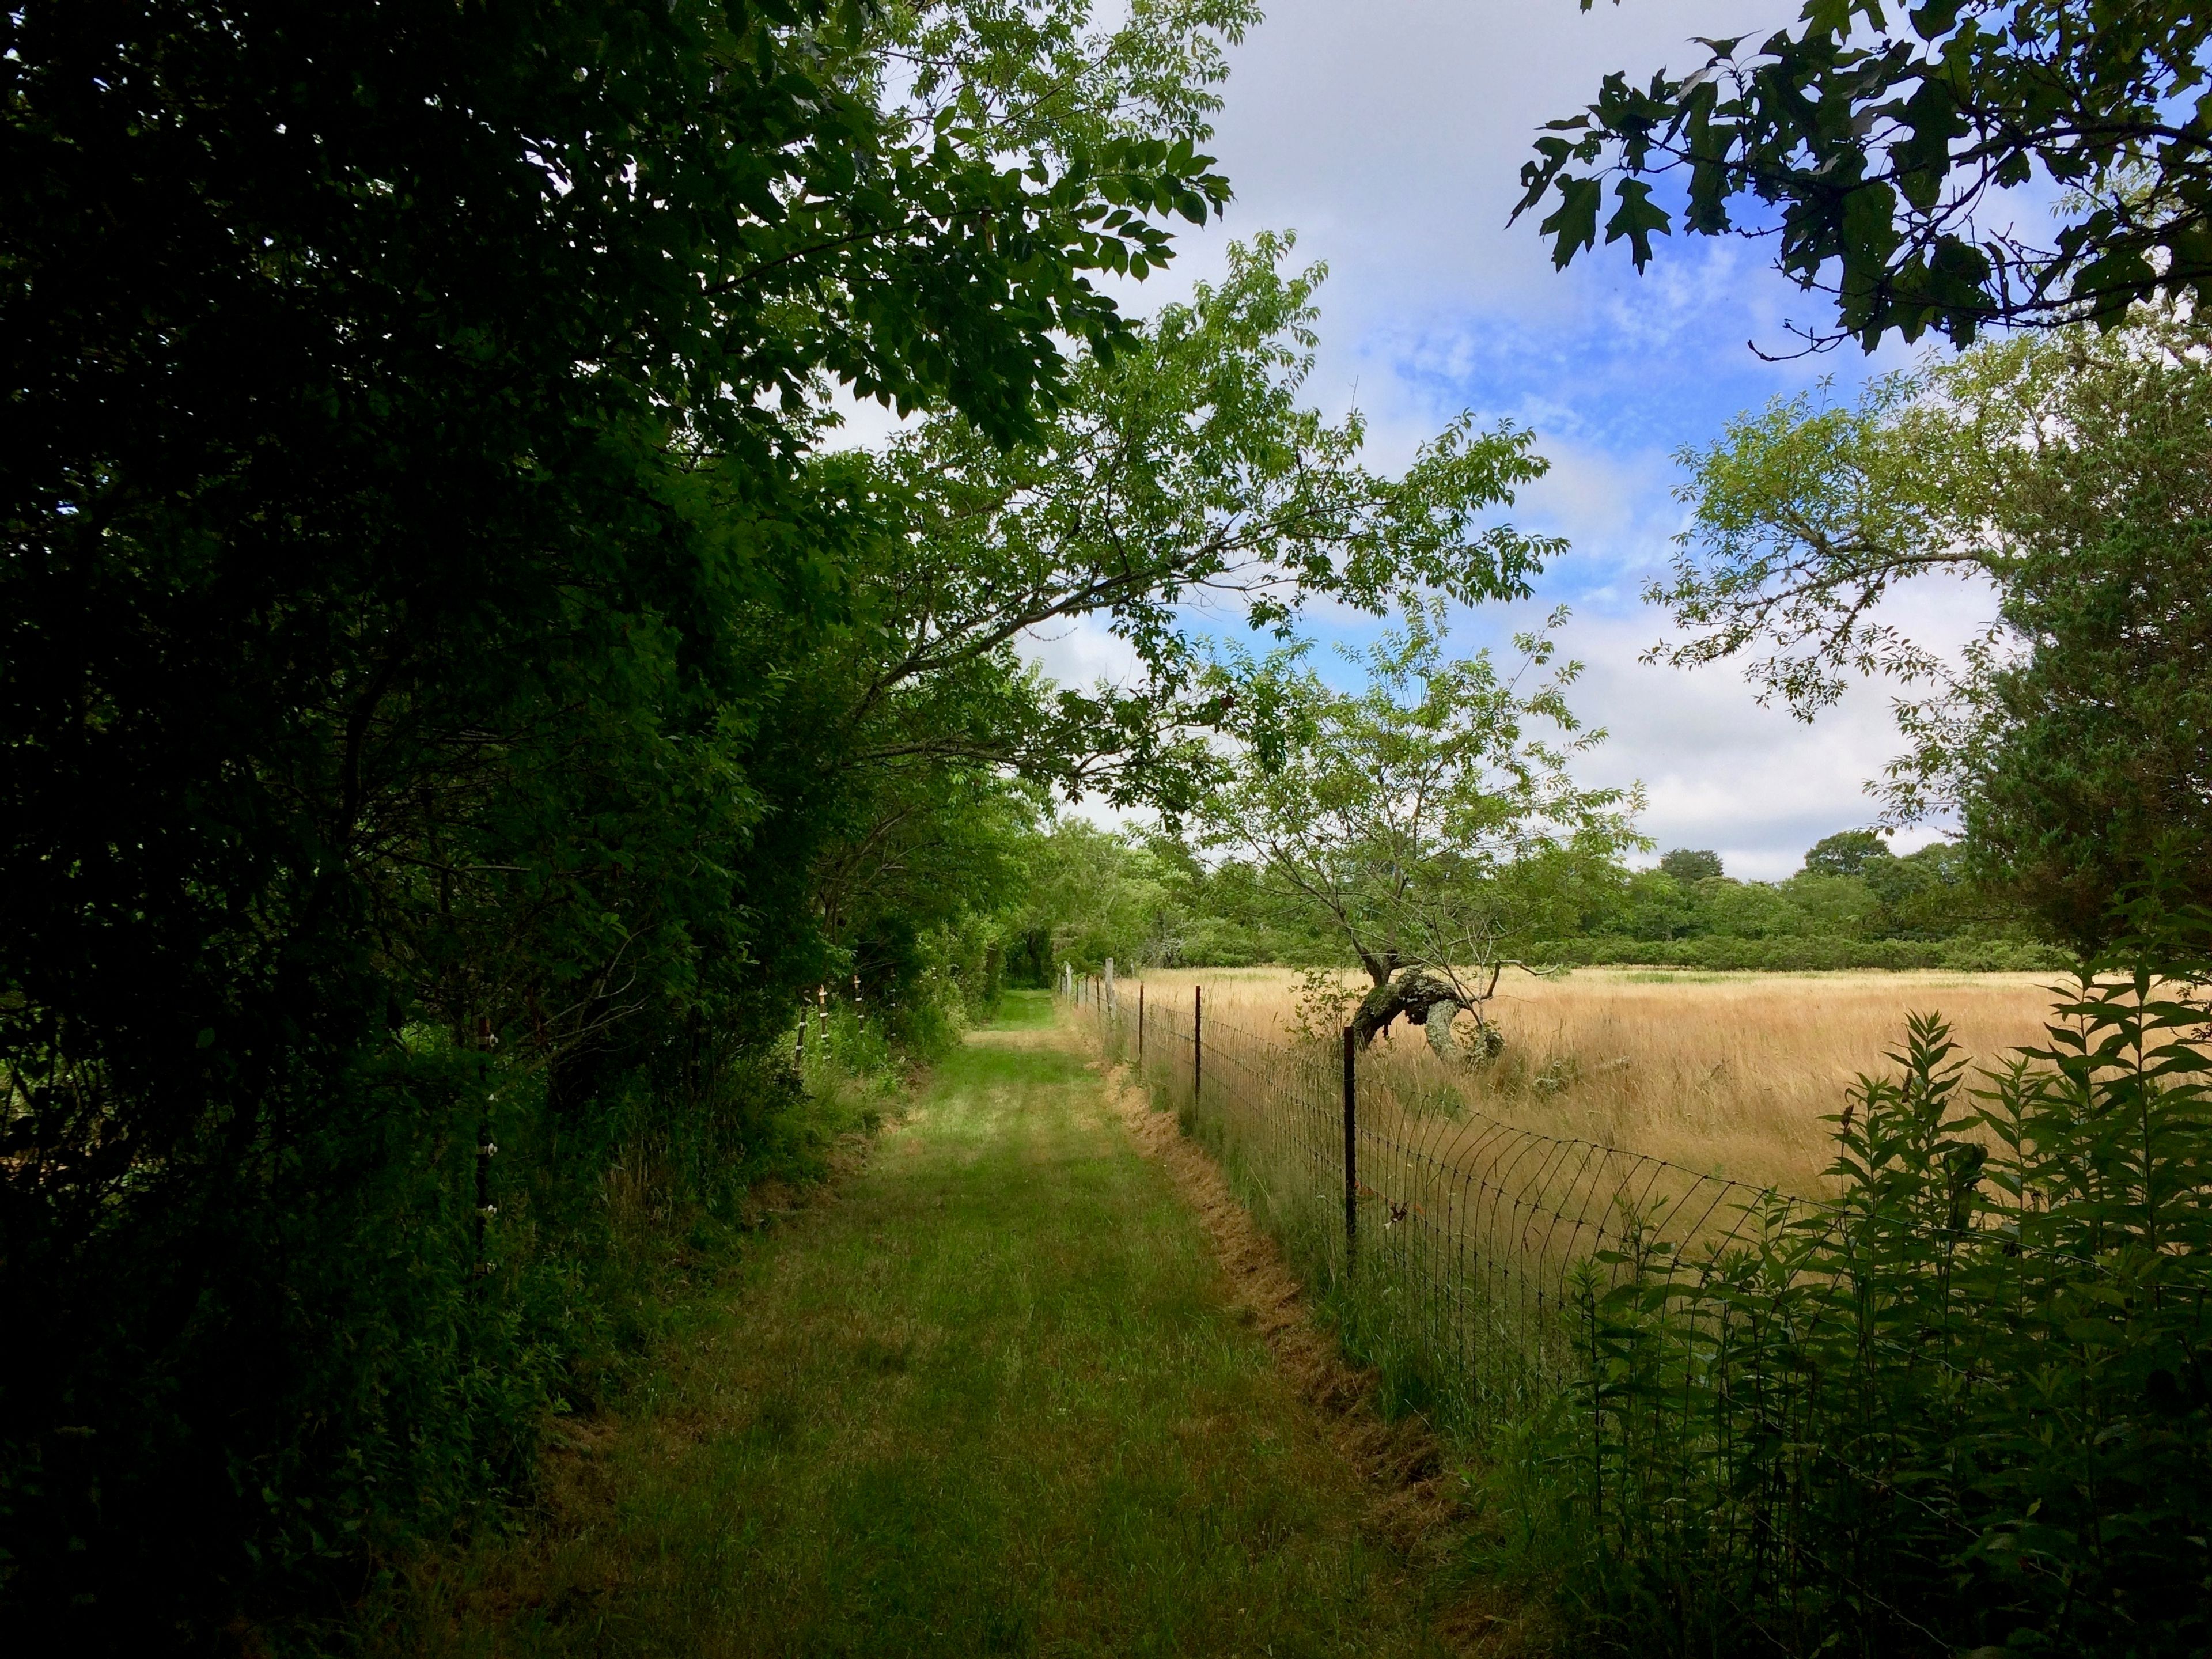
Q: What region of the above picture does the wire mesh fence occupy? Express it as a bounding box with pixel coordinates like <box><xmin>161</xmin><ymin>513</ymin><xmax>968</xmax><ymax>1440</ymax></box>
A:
<box><xmin>1060</xmin><ymin>969</ymin><xmax>2212</xmax><ymax>1658</ymax></box>
<box><xmin>1073</xmin><ymin>972</ymin><xmax>1800</xmax><ymax>1412</ymax></box>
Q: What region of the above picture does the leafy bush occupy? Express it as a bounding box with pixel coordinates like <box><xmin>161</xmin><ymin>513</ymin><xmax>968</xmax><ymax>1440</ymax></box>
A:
<box><xmin>1532</xmin><ymin>934</ymin><xmax>2070</xmax><ymax>973</ymax></box>
<box><xmin>1562</xmin><ymin>957</ymin><xmax>2212</xmax><ymax>1653</ymax></box>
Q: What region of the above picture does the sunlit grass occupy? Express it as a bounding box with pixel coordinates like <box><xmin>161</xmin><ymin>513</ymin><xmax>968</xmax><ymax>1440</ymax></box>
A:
<box><xmin>366</xmin><ymin>991</ymin><xmax>1461</xmax><ymax>1658</ymax></box>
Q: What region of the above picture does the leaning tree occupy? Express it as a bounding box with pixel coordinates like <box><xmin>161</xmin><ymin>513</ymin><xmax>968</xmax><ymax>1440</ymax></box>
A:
<box><xmin>1198</xmin><ymin>608</ymin><xmax>1641</xmax><ymax>1056</ymax></box>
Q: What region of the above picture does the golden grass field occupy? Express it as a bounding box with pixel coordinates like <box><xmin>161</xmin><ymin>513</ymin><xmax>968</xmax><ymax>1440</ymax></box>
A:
<box><xmin>1123</xmin><ymin>966</ymin><xmax>2068</xmax><ymax>1195</ymax></box>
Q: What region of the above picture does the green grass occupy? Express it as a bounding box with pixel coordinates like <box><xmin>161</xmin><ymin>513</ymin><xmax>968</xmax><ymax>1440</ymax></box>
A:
<box><xmin>370</xmin><ymin>992</ymin><xmax>1458</xmax><ymax>1657</ymax></box>
<box><xmin>988</xmin><ymin>985</ymin><xmax>1060</xmax><ymax>1028</ymax></box>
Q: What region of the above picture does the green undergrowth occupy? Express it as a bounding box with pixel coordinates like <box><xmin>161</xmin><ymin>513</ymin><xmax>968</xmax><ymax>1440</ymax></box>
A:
<box><xmin>558</xmin><ymin>1000</ymin><xmax>960</xmax><ymax>1419</ymax></box>
<box><xmin>218</xmin><ymin>1017</ymin><xmax>927</xmax><ymax>1656</ymax></box>
<box><xmin>355</xmin><ymin>992</ymin><xmax>1465</xmax><ymax>1657</ymax></box>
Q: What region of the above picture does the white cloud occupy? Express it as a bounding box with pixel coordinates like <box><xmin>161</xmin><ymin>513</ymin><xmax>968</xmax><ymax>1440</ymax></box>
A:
<box><xmin>1082</xmin><ymin>2</ymin><xmax>1988</xmax><ymax>878</ymax></box>
<box><xmin>1016</xmin><ymin>613</ymin><xmax>1145</xmax><ymax>690</ymax></box>
<box><xmin>1430</xmin><ymin>562</ymin><xmax>2001</xmax><ymax>880</ymax></box>
<box><xmin>1558</xmin><ymin>615</ymin><xmax>1932</xmax><ymax>881</ymax></box>
<box><xmin>1199</xmin><ymin>0</ymin><xmax>1799</xmax><ymax>311</ymax></box>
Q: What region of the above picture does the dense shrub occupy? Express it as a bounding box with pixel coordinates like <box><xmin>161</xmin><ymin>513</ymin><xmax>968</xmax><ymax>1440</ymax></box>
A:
<box><xmin>1532</xmin><ymin>934</ymin><xmax>2071</xmax><ymax>973</ymax></box>
<box><xmin>1566</xmin><ymin>956</ymin><xmax>2212</xmax><ymax>1653</ymax></box>
<box><xmin>0</xmin><ymin>1</ymin><xmax>1219</xmax><ymax>1642</ymax></box>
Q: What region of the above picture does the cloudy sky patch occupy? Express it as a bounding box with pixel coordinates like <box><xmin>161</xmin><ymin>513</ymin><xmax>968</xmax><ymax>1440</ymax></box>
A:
<box><xmin>1029</xmin><ymin>0</ymin><xmax>1992</xmax><ymax>880</ymax></box>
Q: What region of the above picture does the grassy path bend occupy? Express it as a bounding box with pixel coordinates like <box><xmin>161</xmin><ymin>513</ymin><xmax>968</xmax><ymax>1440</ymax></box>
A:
<box><xmin>385</xmin><ymin>992</ymin><xmax>1459</xmax><ymax>1657</ymax></box>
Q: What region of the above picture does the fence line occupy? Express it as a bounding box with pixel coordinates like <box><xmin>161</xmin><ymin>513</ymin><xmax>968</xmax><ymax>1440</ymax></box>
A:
<box><xmin>1056</xmin><ymin>969</ymin><xmax>2212</xmax><ymax>1657</ymax></box>
<box><xmin>1070</xmin><ymin>971</ymin><xmax>1798</xmax><ymax>1407</ymax></box>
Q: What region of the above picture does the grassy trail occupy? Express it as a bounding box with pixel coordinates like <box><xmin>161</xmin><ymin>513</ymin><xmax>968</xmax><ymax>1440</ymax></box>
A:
<box><xmin>380</xmin><ymin>992</ymin><xmax>1461</xmax><ymax>1657</ymax></box>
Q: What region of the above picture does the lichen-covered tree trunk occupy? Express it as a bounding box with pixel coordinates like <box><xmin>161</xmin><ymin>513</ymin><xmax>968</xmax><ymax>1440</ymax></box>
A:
<box><xmin>1349</xmin><ymin>969</ymin><xmax>1459</xmax><ymax>1048</ymax></box>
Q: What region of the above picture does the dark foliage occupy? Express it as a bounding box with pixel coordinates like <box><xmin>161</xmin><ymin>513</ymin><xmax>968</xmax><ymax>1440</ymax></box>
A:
<box><xmin>0</xmin><ymin>0</ymin><xmax>1230</xmax><ymax>1643</ymax></box>
<box><xmin>1953</xmin><ymin>342</ymin><xmax>2212</xmax><ymax>950</ymax></box>
<box><xmin>1657</xmin><ymin>847</ymin><xmax>1723</xmax><ymax>883</ymax></box>
<box><xmin>1573</xmin><ymin>917</ymin><xmax>2212</xmax><ymax>1654</ymax></box>
<box><xmin>1521</xmin><ymin>2</ymin><xmax>2212</xmax><ymax>349</ymax></box>
<box><xmin>1005</xmin><ymin>928</ymin><xmax>1056</xmax><ymax>989</ymax></box>
<box><xmin>1537</xmin><ymin>933</ymin><xmax>2066</xmax><ymax>974</ymax></box>
<box><xmin>1800</xmin><ymin>829</ymin><xmax>1889</xmax><ymax>877</ymax></box>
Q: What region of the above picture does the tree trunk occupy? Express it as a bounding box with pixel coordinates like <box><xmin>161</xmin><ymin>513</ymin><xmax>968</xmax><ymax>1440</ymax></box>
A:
<box><xmin>1349</xmin><ymin>969</ymin><xmax>1459</xmax><ymax>1049</ymax></box>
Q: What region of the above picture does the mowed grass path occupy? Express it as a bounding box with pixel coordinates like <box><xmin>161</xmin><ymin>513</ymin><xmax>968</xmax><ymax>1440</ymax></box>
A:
<box><xmin>381</xmin><ymin>993</ymin><xmax>1459</xmax><ymax>1658</ymax></box>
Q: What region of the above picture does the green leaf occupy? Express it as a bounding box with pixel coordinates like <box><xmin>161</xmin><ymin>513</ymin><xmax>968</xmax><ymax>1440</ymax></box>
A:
<box><xmin>1539</xmin><ymin>176</ymin><xmax>1603</xmax><ymax>267</ymax></box>
<box><xmin>1604</xmin><ymin>177</ymin><xmax>1673</xmax><ymax>268</ymax></box>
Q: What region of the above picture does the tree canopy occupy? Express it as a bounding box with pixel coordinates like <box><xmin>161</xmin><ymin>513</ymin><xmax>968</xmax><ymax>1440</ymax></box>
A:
<box><xmin>1660</xmin><ymin>847</ymin><xmax>1726</xmax><ymax>882</ymax></box>
<box><xmin>1802</xmin><ymin>830</ymin><xmax>1891</xmax><ymax>877</ymax></box>
<box><xmin>1518</xmin><ymin>1</ymin><xmax>2212</xmax><ymax>350</ymax></box>
<box><xmin>1657</xmin><ymin>309</ymin><xmax>2212</xmax><ymax>946</ymax></box>
<box><xmin>849</xmin><ymin>232</ymin><xmax>1563</xmax><ymax>809</ymax></box>
<box><xmin>0</xmin><ymin>0</ymin><xmax>1341</xmax><ymax>1637</ymax></box>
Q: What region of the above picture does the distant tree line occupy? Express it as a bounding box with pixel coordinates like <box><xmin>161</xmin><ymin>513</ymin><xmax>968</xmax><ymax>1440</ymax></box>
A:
<box><xmin>1546</xmin><ymin>832</ymin><xmax>2067</xmax><ymax>973</ymax></box>
<box><xmin>1020</xmin><ymin>823</ymin><xmax>2063</xmax><ymax>978</ymax></box>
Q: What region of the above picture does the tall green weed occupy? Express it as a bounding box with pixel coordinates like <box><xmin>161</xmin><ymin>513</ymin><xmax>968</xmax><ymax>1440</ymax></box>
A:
<box><xmin>1562</xmin><ymin>953</ymin><xmax>2211</xmax><ymax>1654</ymax></box>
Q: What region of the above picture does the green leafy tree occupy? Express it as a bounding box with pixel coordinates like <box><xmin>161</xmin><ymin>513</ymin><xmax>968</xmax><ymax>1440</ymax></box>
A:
<box><xmin>1658</xmin><ymin>309</ymin><xmax>2212</xmax><ymax>947</ymax></box>
<box><xmin>881</xmin><ymin>0</ymin><xmax>1253</xmax><ymax>166</ymax></box>
<box><xmin>778</xmin><ymin>226</ymin><xmax>1568</xmax><ymax>984</ymax></box>
<box><xmin>1802</xmin><ymin>829</ymin><xmax>1892</xmax><ymax>877</ymax></box>
<box><xmin>1518</xmin><ymin>2</ymin><xmax>2212</xmax><ymax>349</ymax></box>
<box><xmin>0</xmin><ymin>0</ymin><xmax>1250</xmax><ymax>1637</ymax></box>
<box><xmin>1148</xmin><ymin>848</ymin><xmax>1343</xmax><ymax>967</ymax></box>
<box><xmin>1862</xmin><ymin>840</ymin><xmax>2005</xmax><ymax>938</ymax></box>
<box><xmin>1659</xmin><ymin>847</ymin><xmax>1725</xmax><ymax>882</ymax></box>
<box><xmin>1774</xmin><ymin>871</ymin><xmax>1886</xmax><ymax>938</ymax></box>
<box><xmin>1013</xmin><ymin>820</ymin><xmax>1175</xmax><ymax>971</ymax></box>
<box><xmin>855</xmin><ymin>233</ymin><xmax>1566</xmax><ymax>809</ymax></box>
<box><xmin>1616</xmin><ymin>869</ymin><xmax>1699</xmax><ymax>941</ymax></box>
<box><xmin>1571</xmin><ymin>837</ymin><xmax>2024</xmax><ymax>953</ymax></box>
<box><xmin>1694</xmin><ymin>876</ymin><xmax>1796</xmax><ymax>940</ymax></box>
<box><xmin>1198</xmin><ymin>608</ymin><xmax>1643</xmax><ymax>1051</ymax></box>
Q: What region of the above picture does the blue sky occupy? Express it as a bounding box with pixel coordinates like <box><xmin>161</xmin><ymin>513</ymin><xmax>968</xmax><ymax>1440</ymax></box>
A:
<box><xmin>1012</xmin><ymin>0</ymin><xmax>2018</xmax><ymax>880</ymax></box>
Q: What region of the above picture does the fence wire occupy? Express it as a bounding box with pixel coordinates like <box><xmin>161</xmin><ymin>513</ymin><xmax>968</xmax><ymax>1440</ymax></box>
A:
<box><xmin>1076</xmin><ymin>976</ymin><xmax>1798</xmax><ymax>1410</ymax></box>
<box><xmin>1060</xmin><ymin>972</ymin><xmax>2212</xmax><ymax>1658</ymax></box>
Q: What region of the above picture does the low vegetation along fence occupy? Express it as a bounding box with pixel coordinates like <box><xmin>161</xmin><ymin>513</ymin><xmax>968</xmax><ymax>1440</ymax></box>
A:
<box><xmin>1068</xmin><ymin>972</ymin><xmax>2212</xmax><ymax>1659</ymax></box>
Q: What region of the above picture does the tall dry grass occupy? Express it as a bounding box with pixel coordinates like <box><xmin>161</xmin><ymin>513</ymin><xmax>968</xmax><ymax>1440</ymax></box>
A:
<box><xmin>1125</xmin><ymin>965</ymin><xmax>2064</xmax><ymax>1194</ymax></box>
